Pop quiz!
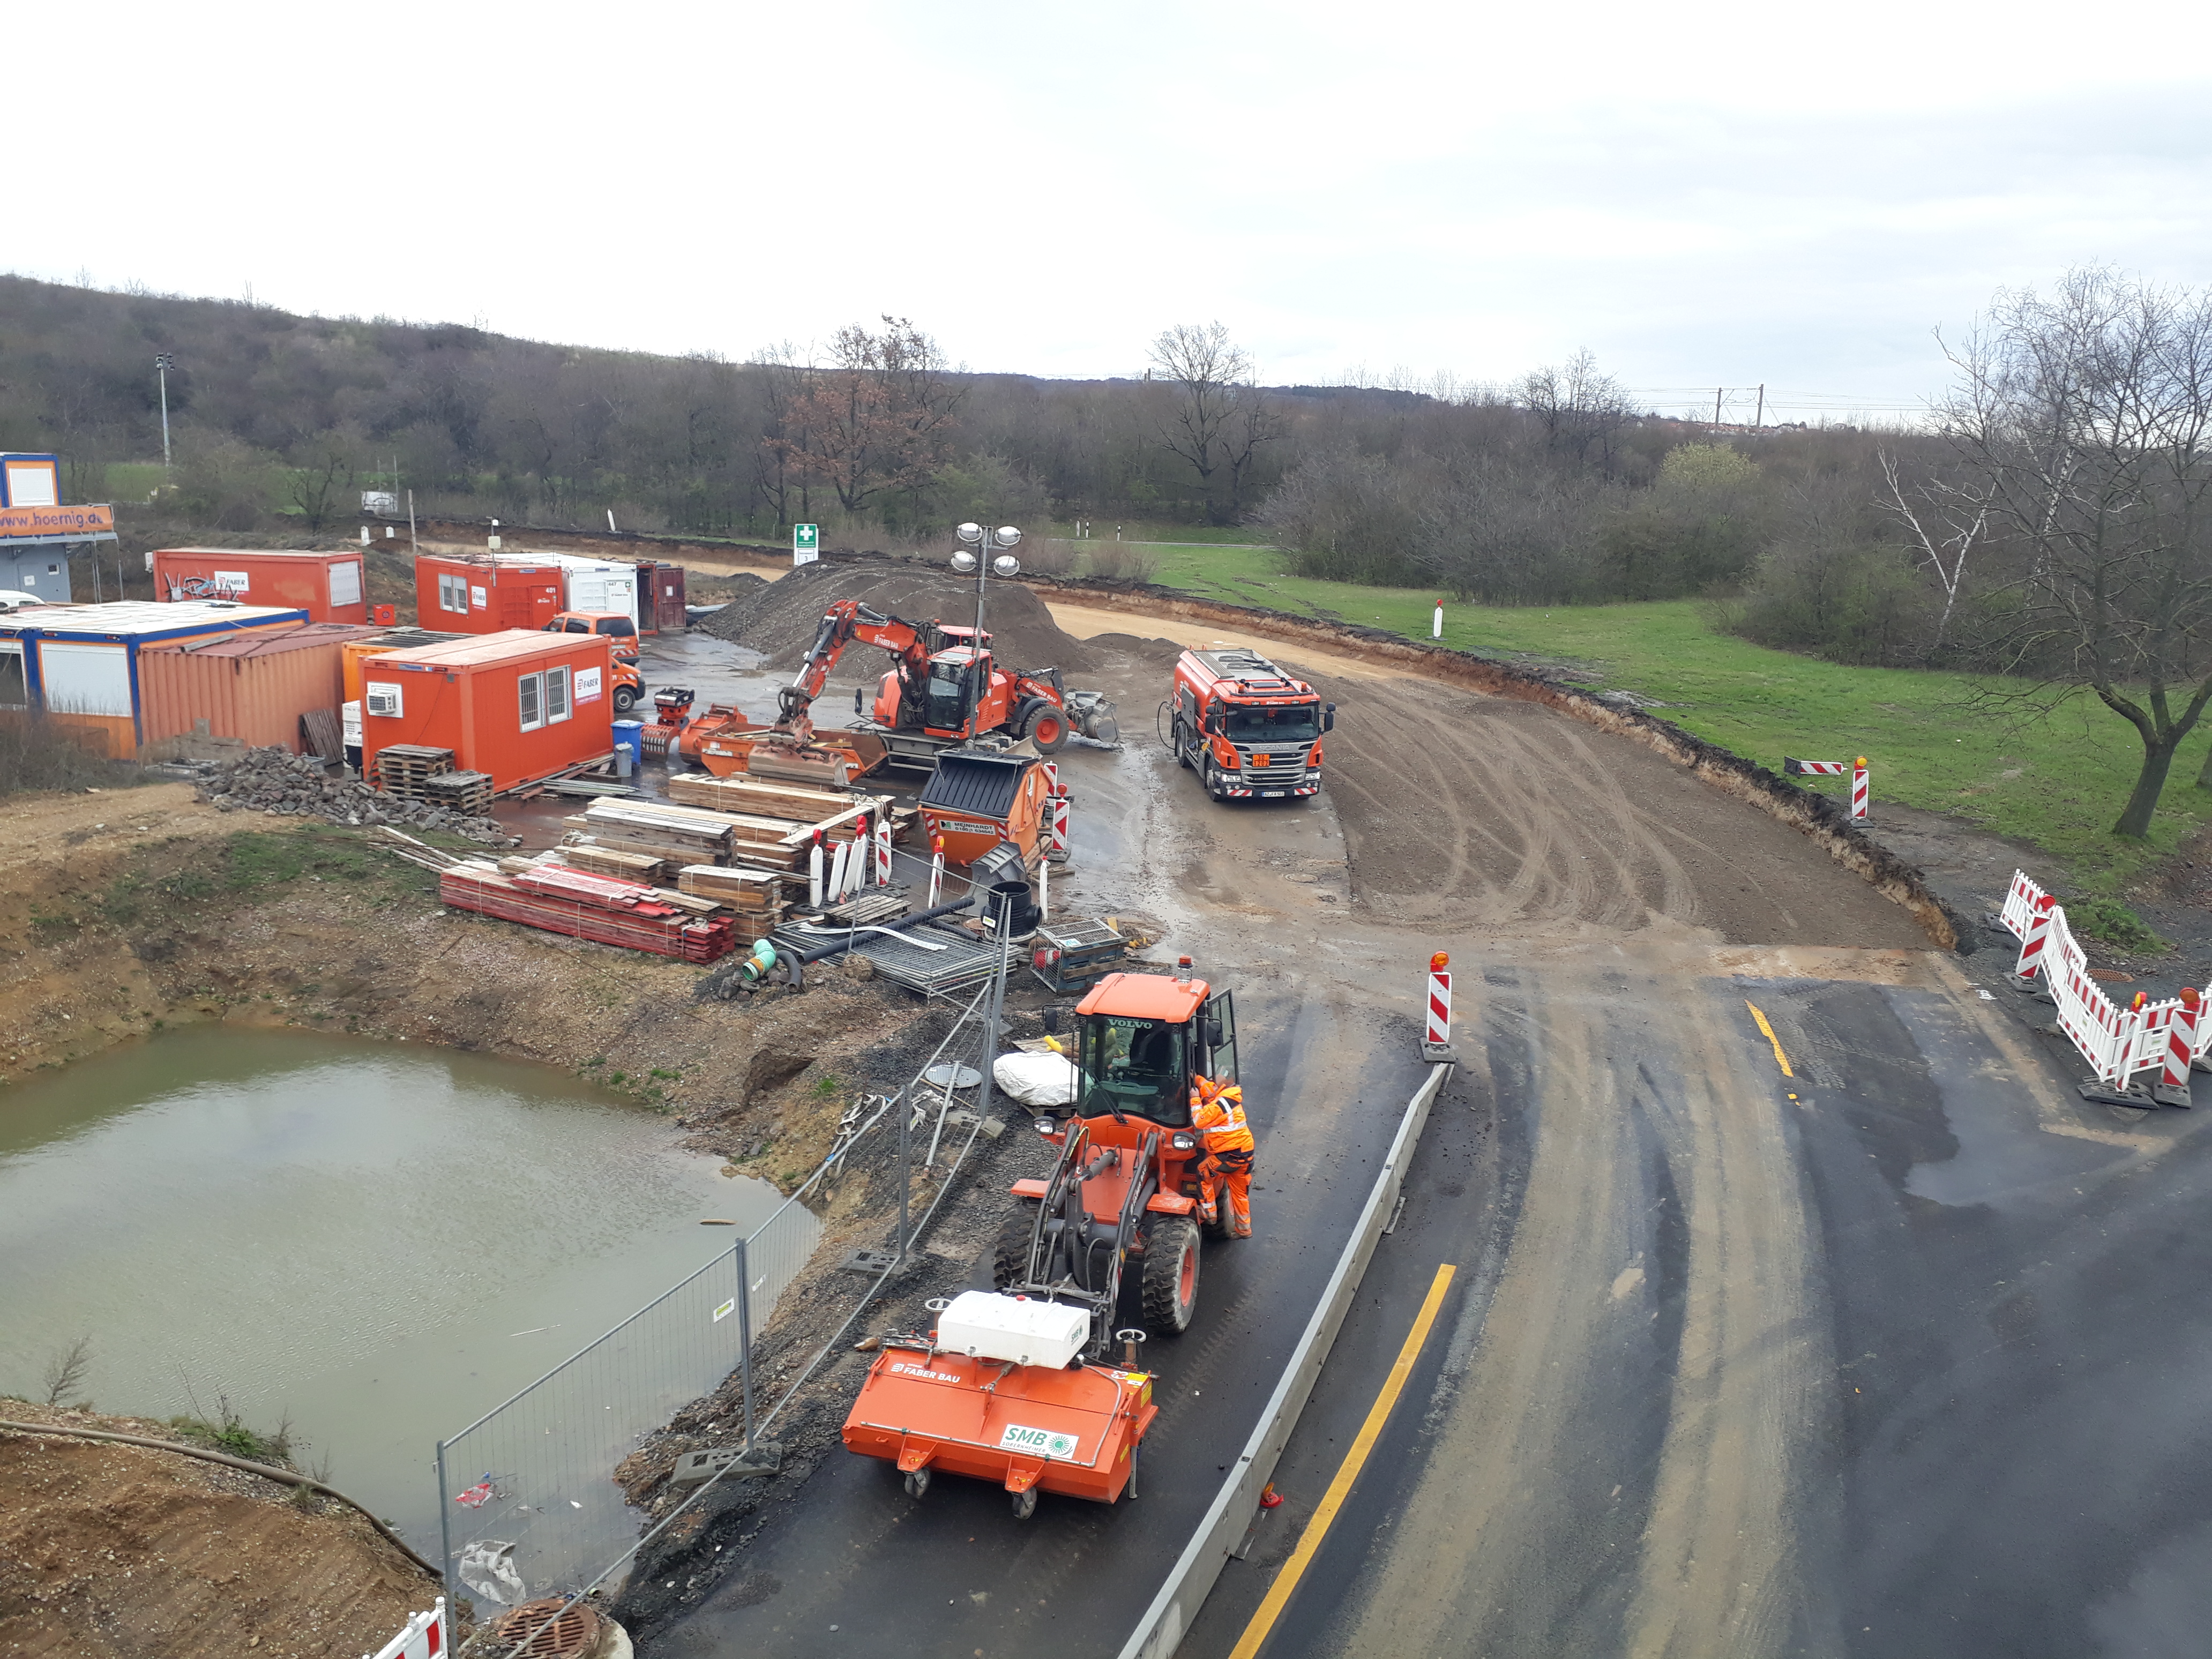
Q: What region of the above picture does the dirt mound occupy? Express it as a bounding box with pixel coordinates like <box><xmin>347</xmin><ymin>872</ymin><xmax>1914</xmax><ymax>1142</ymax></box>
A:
<box><xmin>696</xmin><ymin>557</ymin><xmax>1096</xmax><ymax>675</ymax></box>
<box><xmin>0</xmin><ymin>1405</ymin><xmax>439</xmax><ymax>1658</ymax></box>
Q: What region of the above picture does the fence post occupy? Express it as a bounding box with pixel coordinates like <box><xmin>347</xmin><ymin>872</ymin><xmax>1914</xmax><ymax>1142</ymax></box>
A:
<box><xmin>434</xmin><ymin>1438</ymin><xmax>455</xmax><ymax>1610</ymax></box>
<box><xmin>735</xmin><ymin>1236</ymin><xmax>756</xmax><ymax>1453</ymax></box>
<box><xmin>896</xmin><ymin>1087</ymin><xmax>911</xmax><ymax>1266</ymax></box>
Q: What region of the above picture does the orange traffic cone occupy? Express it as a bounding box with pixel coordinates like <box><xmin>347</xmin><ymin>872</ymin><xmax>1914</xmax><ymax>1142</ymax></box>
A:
<box><xmin>1259</xmin><ymin>1483</ymin><xmax>1284</xmax><ymax>1509</ymax></box>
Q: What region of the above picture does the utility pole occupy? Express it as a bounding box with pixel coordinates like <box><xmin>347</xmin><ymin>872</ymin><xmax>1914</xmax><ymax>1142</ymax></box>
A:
<box><xmin>154</xmin><ymin>355</ymin><xmax>175</xmax><ymax>470</ymax></box>
<box><xmin>1713</xmin><ymin>387</ymin><xmax>1723</xmax><ymax>432</ymax></box>
<box><xmin>1754</xmin><ymin>384</ymin><xmax>1766</xmax><ymax>429</ymax></box>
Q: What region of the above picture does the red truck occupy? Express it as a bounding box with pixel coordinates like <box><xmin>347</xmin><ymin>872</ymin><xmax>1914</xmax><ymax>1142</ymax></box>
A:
<box><xmin>1163</xmin><ymin>646</ymin><xmax>1334</xmax><ymax>802</ymax></box>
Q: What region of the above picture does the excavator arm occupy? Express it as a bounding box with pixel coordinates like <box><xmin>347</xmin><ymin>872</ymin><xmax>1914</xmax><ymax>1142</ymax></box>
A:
<box><xmin>777</xmin><ymin>599</ymin><xmax>930</xmax><ymax>731</ymax></box>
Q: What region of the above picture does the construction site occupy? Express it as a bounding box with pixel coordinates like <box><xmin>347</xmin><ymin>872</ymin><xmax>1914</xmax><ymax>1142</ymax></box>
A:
<box><xmin>6</xmin><ymin>512</ymin><xmax>2210</xmax><ymax>1659</ymax></box>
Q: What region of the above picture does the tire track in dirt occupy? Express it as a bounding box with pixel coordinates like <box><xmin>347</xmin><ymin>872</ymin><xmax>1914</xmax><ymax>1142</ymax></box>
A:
<box><xmin>1337</xmin><ymin>974</ymin><xmax>1837</xmax><ymax>1659</ymax></box>
<box><xmin>1317</xmin><ymin>676</ymin><xmax>1926</xmax><ymax>950</ymax></box>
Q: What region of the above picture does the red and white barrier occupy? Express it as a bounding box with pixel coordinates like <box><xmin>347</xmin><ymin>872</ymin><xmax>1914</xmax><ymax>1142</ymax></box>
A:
<box><xmin>1049</xmin><ymin>794</ymin><xmax>1071</xmax><ymax>862</ymax></box>
<box><xmin>1997</xmin><ymin>868</ymin><xmax>2206</xmax><ymax>1105</ymax></box>
<box><xmin>1783</xmin><ymin>756</ymin><xmax>1870</xmax><ymax>825</ymax></box>
<box><xmin>874</xmin><ymin>813</ymin><xmax>893</xmax><ymax>887</ymax></box>
<box><xmin>928</xmin><ymin>835</ymin><xmax>945</xmax><ymax>908</ymax></box>
<box><xmin>1421</xmin><ymin>951</ymin><xmax>1454</xmax><ymax>1060</ymax></box>
<box><xmin>2000</xmin><ymin>870</ymin><xmax>2058</xmax><ymax>984</ymax></box>
<box><xmin>1042</xmin><ymin>761</ymin><xmax>1060</xmax><ymax>796</ymax></box>
<box><xmin>367</xmin><ymin>1600</ymin><xmax>447</xmax><ymax>1659</ymax></box>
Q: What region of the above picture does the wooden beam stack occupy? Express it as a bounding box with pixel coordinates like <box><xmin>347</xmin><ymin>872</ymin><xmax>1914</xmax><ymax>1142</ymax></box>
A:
<box><xmin>677</xmin><ymin>865</ymin><xmax>797</xmax><ymax>943</ymax></box>
<box><xmin>575</xmin><ymin>799</ymin><xmax>736</xmax><ymax>866</ymax></box>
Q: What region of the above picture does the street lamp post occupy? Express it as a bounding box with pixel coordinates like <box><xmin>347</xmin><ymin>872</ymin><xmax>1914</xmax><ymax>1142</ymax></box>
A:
<box><xmin>951</xmin><ymin>519</ymin><xmax>1022</xmax><ymax>656</ymax></box>
<box><xmin>154</xmin><ymin>355</ymin><xmax>174</xmax><ymax>471</ymax></box>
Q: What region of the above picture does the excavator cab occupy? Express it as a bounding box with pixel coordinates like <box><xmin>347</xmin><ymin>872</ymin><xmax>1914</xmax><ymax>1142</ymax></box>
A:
<box><xmin>924</xmin><ymin>647</ymin><xmax>987</xmax><ymax>736</ymax></box>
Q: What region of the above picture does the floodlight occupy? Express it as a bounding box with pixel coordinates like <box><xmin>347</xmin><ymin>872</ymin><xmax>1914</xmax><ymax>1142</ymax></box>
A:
<box><xmin>950</xmin><ymin>550</ymin><xmax>978</xmax><ymax>573</ymax></box>
<box><xmin>955</xmin><ymin>522</ymin><xmax>985</xmax><ymax>544</ymax></box>
<box><xmin>992</xmin><ymin>555</ymin><xmax>1020</xmax><ymax>577</ymax></box>
<box><xmin>993</xmin><ymin>526</ymin><xmax>1022</xmax><ymax>549</ymax></box>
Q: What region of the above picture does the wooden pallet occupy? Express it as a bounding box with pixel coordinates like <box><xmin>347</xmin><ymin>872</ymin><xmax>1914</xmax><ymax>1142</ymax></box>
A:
<box><xmin>421</xmin><ymin>770</ymin><xmax>495</xmax><ymax>815</ymax></box>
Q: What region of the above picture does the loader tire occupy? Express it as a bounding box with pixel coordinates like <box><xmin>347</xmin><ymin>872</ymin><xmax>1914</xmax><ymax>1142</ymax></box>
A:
<box><xmin>1025</xmin><ymin>703</ymin><xmax>1070</xmax><ymax>754</ymax></box>
<box><xmin>993</xmin><ymin>1201</ymin><xmax>1042</xmax><ymax>1291</ymax></box>
<box><xmin>1140</xmin><ymin>1217</ymin><xmax>1200</xmax><ymax>1336</ymax></box>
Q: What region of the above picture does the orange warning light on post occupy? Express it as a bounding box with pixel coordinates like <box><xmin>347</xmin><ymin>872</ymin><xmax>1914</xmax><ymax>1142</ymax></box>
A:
<box><xmin>1430</xmin><ymin>952</ymin><xmax>1449</xmax><ymax>972</ymax></box>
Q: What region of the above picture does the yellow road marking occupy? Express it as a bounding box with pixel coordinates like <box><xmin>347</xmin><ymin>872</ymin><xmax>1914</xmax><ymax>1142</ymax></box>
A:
<box><xmin>1228</xmin><ymin>1262</ymin><xmax>1458</xmax><ymax>1659</ymax></box>
<box><xmin>1745</xmin><ymin>1000</ymin><xmax>1794</xmax><ymax>1077</ymax></box>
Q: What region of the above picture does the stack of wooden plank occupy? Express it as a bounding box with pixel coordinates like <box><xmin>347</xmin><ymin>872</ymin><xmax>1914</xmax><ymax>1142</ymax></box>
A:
<box><xmin>440</xmin><ymin>861</ymin><xmax>734</xmax><ymax>962</ymax></box>
<box><xmin>677</xmin><ymin>865</ymin><xmax>796</xmax><ymax>943</ymax></box>
<box><xmin>556</xmin><ymin>843</ymin><xmax>668</xmax><ymax>883</ymax></box>
<box><xmin>574</xmin><ymin>799</ymin><xmax>736</xmax><ymax>866</ymax></box>
<box><xmin>376</xmin><ymin>744</ymin><xmax>456</xmax><ymax>800</ymax></box>
<box><xmin>668</xmin><ymin>774</ymin><xmax>873</xmax><ymax>825</ymax></box>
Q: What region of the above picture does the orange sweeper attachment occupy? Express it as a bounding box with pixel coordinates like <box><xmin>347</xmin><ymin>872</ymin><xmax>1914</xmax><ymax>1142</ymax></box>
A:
<box><xmin>842</xmin><ymin>963</ymin><xmax>1238</xmax><ymax>1518</ymax></box>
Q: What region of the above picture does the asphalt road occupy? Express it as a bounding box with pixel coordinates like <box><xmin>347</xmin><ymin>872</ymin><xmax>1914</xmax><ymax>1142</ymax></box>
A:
<box><xmin>1184</xmin><ymin>959</ymin><xmax>2212</xmax><ymax>1659</ymax></box>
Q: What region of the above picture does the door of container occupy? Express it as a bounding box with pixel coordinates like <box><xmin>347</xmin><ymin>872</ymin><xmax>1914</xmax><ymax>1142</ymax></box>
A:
<box><xmin>653</xmin><ymin>566</ymin><xmax>686</xmax><ymax>631</ymax></box>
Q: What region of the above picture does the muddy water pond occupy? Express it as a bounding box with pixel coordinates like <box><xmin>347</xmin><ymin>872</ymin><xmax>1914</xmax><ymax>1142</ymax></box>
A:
<box><xmin>0</xmin><ymin>1026</ymin><xmax>781</xmax><ymax>1552</ymax></box>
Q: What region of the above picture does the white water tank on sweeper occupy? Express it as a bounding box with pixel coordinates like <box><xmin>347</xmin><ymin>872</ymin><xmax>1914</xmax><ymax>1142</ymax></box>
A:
<box><xmin>936</xmin><ymin>1290</ymin><xmax>1089</xmax><ymax>1369</ymax></box>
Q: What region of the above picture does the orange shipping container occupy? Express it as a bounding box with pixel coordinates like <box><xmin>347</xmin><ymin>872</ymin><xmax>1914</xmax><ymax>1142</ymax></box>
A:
<box><xmin>137</xmin><ymin>623</ymin><xmax>381</xmax><ymax>758</ymax></box>
<box><xmin>151</xmin><ymin>549</ymin><xmax>370</xmax><ymax>624</ymax></box>
<box><xmin>360</xmin><ymin>630</ymin><xmax>615</xmax><ymax>792</ymax></box>
<box><xmin>415</xmin><ymin>554</ymin><xmax>564</xmax><ymax>635</ymax></box>
<box><xmin>342</xmin><ymin>629</ymin><xmax>467</xmax><ymax>708</ymax></box>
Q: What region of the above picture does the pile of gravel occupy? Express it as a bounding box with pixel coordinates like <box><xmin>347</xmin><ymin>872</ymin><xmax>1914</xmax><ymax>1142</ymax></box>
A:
<box><xmin>694</xmin><ymin>556</ymin><xmax>1097</xmax><ymax>674</ymax></box>
<box><xmin>192</xmin><ymin>747</ymin><xmax>517</xmax><ymax>844</ymax></box>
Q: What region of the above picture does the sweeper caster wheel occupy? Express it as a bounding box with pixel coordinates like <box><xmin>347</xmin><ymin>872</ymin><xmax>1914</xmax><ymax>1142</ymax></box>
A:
<box><xmin>904</xmin><ymin>1468</ymin><xmax>931</xmax><ymax>1499</ymax></box>
<box><xmin>1011</xmin><ymin>1487</ymin><xmax>1038</xmax><ymax>1521</ymax></box>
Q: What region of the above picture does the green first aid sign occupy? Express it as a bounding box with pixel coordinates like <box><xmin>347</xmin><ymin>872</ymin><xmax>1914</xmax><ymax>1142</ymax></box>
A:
<box><xmin>794</xmin><ymin>524</ymin><xmax>819</xmax><ymax>566</ymax></box>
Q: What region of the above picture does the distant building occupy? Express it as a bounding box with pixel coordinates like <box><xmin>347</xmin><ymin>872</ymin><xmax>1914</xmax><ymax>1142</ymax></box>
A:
<box><xmin>0</xmin><ymin>452</ymin><xmax>120</xmax><ymax>603</ymax></box>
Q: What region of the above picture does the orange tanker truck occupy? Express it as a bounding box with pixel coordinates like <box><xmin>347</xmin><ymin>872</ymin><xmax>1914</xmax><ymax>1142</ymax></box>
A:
<box><xmin>841</xmin><ymin>959</ymin><xmax>1239</xmax><ymax>1518</ymax></box>
<box><xmin>1161</xmin><ymin>646</ymin><xmax>1334</xmax><ymax>802</ymax></box>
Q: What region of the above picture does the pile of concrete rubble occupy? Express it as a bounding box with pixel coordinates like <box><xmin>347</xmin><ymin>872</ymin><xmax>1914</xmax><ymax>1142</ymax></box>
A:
<box><xmin>190</xmin><ymin>747</ymin><xmax>516</xmax><ymax>845</ymax></box>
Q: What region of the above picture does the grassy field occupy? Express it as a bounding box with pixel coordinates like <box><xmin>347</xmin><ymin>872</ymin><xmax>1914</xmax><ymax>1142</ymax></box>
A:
<box><xmin>1150</xmin><ymin>543</ymin><xmax>2212</xmax><ymax>899</ymax></box>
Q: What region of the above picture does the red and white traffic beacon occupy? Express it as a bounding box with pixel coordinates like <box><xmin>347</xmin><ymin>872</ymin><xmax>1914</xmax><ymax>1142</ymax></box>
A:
<box><xmin>1421</xmin><ymin>951</ymin><xmax>1458</xmax><ymax>1064</ymax></box>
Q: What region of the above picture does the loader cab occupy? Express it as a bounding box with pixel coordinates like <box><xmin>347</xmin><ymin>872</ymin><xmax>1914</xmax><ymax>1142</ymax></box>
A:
<box><xmin>1071</xmin><ymin>971</ymin><xmax>1238</xmax><ymax>1130</ymax></box>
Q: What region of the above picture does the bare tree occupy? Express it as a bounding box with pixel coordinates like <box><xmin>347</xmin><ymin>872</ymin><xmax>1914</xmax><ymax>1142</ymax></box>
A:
<box><xmin>1148</xmin><ymin>322</ymin><xmax>1278</xmax><ymax>524</ymax></box>
<box><xmin>768</xmin><ymin>318</ymin><xmax>963</xmax><ymax>517</ymax></box>
<box><xmin>1518</xmin><ymin>350</ymin><xmax>1633</xmax><ymax>473</ymax></box>
<box><xmin>42</xmin><ymin>1335</ymin><xmax>92</xmax><ymax>1407</ymax></box>
<box><xmin>1876</xmin><ymin>449</ymin><xmax>1991</xmax><ymax>657</ymax></box>
<box><xmin>1941</xmin><ymin>268</ymin><xmax>2212</xmax><ymax>836</ymax></box>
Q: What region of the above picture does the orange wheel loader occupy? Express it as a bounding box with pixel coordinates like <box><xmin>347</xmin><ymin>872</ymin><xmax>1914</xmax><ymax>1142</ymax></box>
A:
<box><xmin>840</xmin><ymin>961</ymin><xmax>1239</xmax><ymax>1519</ymax></box>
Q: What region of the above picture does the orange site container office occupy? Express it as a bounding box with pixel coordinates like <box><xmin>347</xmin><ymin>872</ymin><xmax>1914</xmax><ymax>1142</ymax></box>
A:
<box><xmin>359</xmin><ymin>630</ymin><xmax>615</xmax><ymax>791</ymax></box>
<box><xmin>151</xmin><ymin>549</ymin><xmax>370</xmax><ymax>624</ymax></box>
<box><xmin>137</xmin><ymin>622</ymin><xmax>380</xmax><ymax>759</ymax></box>
<box><xmin>414</xmin><ymin>554</ymin><xmax>564</xmax><ymax>635</ymax></box>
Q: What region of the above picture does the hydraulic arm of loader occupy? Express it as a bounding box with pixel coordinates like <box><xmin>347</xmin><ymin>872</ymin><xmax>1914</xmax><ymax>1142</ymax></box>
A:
<box><xmin>1013</xmin><ymin>1122</ymin><xmax>1160</xmax><ymax>1361</ymax></box>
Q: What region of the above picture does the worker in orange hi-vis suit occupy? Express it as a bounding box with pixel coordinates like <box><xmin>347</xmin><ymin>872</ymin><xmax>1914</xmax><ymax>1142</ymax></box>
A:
<box><xmin>1190</xmin><ymin>1075</ymin><xmax>1256</xmax><ymax>1238</ymax></box>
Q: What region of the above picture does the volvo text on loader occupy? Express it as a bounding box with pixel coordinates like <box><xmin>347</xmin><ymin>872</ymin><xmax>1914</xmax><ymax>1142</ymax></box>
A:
<box><xmin>839</xmin><ymin>960</ymin><xmax>1237</xmax><ymax>1518</ymax></box>
<box><xmin>1161</xmin><ymin>647</ymin><xmax>1334</xmax><ymax>802</ymax></box>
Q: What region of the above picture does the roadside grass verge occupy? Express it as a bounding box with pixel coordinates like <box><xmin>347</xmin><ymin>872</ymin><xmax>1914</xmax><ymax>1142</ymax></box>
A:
<box><xmin>1148</xmin><ymin>544</ymin><xmax>2212</xmax><ymax>900</ymax></box>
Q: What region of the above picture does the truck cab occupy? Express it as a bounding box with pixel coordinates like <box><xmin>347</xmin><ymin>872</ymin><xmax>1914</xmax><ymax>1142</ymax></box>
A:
<box><xmin>1169</xmin><ymin>647</ymin><xmax>1334</xmax><ymax>802</ymax></box>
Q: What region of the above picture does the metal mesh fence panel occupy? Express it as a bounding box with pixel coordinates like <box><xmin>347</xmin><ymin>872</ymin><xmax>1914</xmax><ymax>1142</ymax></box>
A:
<box><xmin>435</xmin><ymin>980</ymin><xmax>997</xmax><ymax>1633</ymax></box>
<box><xmin>436</xmin><ymin>1244</ymin><xmax>749</xmax><ymax>1609</ymax></box>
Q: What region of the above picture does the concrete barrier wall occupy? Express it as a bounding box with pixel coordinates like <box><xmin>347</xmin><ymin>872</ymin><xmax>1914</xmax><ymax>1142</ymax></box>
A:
<box><xmin>1117</xmin><ymin>1060</ymin><xmax>1453</xmax><ymax>1659</ymax></box>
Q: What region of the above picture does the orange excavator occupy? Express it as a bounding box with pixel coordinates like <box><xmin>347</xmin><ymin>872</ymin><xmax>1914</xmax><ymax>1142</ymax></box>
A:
<box><xmin>660</xmin><ymin>598</ymin><xmax>1114</xmax><ymax>786</ymax></box>
<box><xmin>841</xmin><ymin>960</ymin><xmax>1236</xmax><ymax>1518</ymax></box>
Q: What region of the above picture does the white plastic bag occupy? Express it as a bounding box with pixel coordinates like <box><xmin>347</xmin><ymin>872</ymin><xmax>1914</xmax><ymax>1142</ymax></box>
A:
<box><xmin>992</xmin><ymin>1050</ymin><xmax>1079</xmax><ymax>1107</ymax></box>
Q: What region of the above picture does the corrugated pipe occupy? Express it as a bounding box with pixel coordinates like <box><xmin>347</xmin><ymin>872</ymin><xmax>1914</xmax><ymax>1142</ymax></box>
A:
<box><xmin>0</xmin><ymin>1417</ymin><xmax>442</xmax><ymax>1580</ymax></box>
<box><xmin>789</xmin><ymin>896</ymin><xmax>978</xmax><ymax>963</ymax></box>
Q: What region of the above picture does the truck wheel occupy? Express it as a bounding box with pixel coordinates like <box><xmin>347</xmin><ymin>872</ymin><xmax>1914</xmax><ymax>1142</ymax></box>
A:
<box><xmin>614</xmin><ymin>685</ymin><xmax>639</xmax><ymax>713</ymax></box>
<box><xmin>1203</xmin><ymin>762</ymin><xmax>1227</xmax><ymax>801</ymax></box>
<box><xmin>1174</xmin><ymin>720</ymin><xmax>1193</xmax><ymax>771</ymax></box>
<box><xmin>1140</xmin><ymin>1217</ymin><xmax>1200</xmax><ymax>1336</ymax></box>
<box><xmin>993</xmin><ymin>1202</ymin><xmax>1042</xmax><ymax>1290</ymax></box>
<box><xmin>1025</xmin><ymin>704</ymin><xmax>1070</xmax><ymax>754</ymax></box>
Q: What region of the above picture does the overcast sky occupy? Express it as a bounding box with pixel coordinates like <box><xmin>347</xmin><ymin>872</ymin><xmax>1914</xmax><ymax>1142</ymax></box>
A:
<box><xmin>15</xmin><ymin>0</ymin><xmax>2211</xmax><ymax>423</ymax></box>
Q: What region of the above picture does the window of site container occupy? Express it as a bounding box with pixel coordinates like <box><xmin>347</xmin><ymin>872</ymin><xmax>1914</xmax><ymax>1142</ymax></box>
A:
<box><xmin>519</xmin><ymin>671</ymin><xmax>544</xmax><ymax>731</ymax></box>
<box><xmin>439</xmin><ymin>573</ymin><xmax>469</xmax><ymax>615</ymax></box>
<box><xmin>546</xmin><ymin>665</ymin><xmax>571</xmax><ymax>723</ymax></box>
<box><xmin>0</xmin><ymin>645</ymin><xmax>25</xmax><ymax>709</ymax></box>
